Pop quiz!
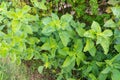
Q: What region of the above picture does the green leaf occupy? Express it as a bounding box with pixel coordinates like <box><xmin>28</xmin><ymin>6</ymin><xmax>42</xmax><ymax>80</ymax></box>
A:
<box><xmin>98</xmin><ymin>73</ymin><xmax>107</xmax><ymax>80</ymax></box>
<box><xmin>114</xmin><ymin>29</ymin><xmax>120</xmax><ymax>38</ymax></box>
<box><xmin>84</xmin><ymin>39</ymin><xmax>96</xmax><ymax>56</ymax></box>
<box><xmin>111</xmin><ymin>69</ymin><xmax>120</xmax><ymax>80</ymax></box>
<box><xmin>60</xmin><ymin>14</ymin><xmax>73</xmax><ymax>23</ymax></box>
<box><xmin>23</xmin><ymin>25</ymin><xmax>33</xmax><ymax>34</ymax></box>
<box><xmin>0</xmin><ymin>25</ymin><xmax>5</xmax><ymax>30</ymax></box>
<box><xmin>89</xmin><ymin>73</ymin><xmax>97</xmax><ymax>80</ymax></box>
<box><xmin>84</xmin><ymin>30</ymin><xmax>96</xmax><ymax>39</ymax></box>
<box><xmin>111</xmin><ymin>6</ymin><xmax>120</xmax><ymax>18</ymax></box>
<box><xmin>89</xmin><ymin>0</ymin><xmax>98</xmax><ymax>15</ymax></box>
<box><xmin>11</xmin><ymin>20</ymin><xmax>21</xmax><ymax>33</ymax></box>
<box><xmin>6</xmin><ymin>11</ymin><xmax>18</xmax><ymax>19</ymax></box>
<box><xmin>67</xmin><ymin>78</ymin><xmax>76</xmax><ymax>80</ymax></box>
<box><xmin>104</xmin><ymin>19</ymin><xmax>116</xmax><ymax>28</ymax></box>
<box><xmin>111</xmin><ymin>54</ymin><xmax>120</xmax><ymax>63</ymax></box>
<box><xmin>59</xmin><ymin>31</ymin><xmax>70</xmax><ymax>46</ymax></box>
<box><xmin>76</xmin><ymin>52</ymin><xmax>85</xmax><ymax>66</ymax></box>
<box><xmin>74</xmin><ymin>39</ymin><xmax>83</xmax><ymax>52</ymax></box>
<box><xmin>51</xmin><ymin>13</ymin><xmax>59</xmax><ymax>20</ymax></box>
<box><xmin>114</xmin><ymin>44</ymin><xmax>120</xmax><ymax>53</ymax></box>
<box><xmin>102</xmin><ymin>29</ymin><xmax>113</xmax><ymax>38</ymax></box>
<box><xmin>38</xmin><ymin>66</ymin><xmax>44</xmax><ymax>74</ymax></box>
<box><xmin>62</xmin><ymin>56</ymin><xmax>75</xmax><ymax>67</ymax></box>
<box><xmin>42</xmin><ymin>26</ymin><xmax>55</xmax><ymax>36</ymax></box>
<box><xmin>96</xmin><ymin>36</ymin><xmax>103</xmax><ymax>44</ymax></box>
<box><xmin>91</xmin><ymin>21</ymin><xmax>101</xmax><ymax>33</ymax></box>
<box><xmin>49</xmin><ymin>37</ymin><xmax>57</xmax><ymax>48</ymax></box>
<box><xmin>22</xmin><ymin>5</ymin><xmax>31</xmax><ymax>14</ymax></box>
<box><xmin>76</xmin><ymin>26</ymin><xmax>85</xmax><ymax>37</ymax></box>
<box><xmin>41</xmin><ymin>42</ymin><xmax>51</xmax><ymax>51</ymax></box>
<box><xmin>101</xmin><ymin>67</ymin><xmax>111</xmax><ymax>74</ymax></box>
<box><xmin>33</xmin><ymin>0</ymin><xmax>47</xmax><ymax>10</ymax></box>
<box><xmin>42</xmin><ymin>17</ymin><xmax>52</xmax><ymax>25</ymax></box>
<box><xmin>39</xmin><ymin>1</ymin><xmax>47</xmax><ymax>10</ymax></box>
<box><xmin>89</xmin><ymin>46</ymin><xmax>96</xmax><ymax>57</ymax></box>
<box><xmin>100</xmin><ymin>38</ymin><xmax>110</xmax><ymax>54</ymax></box>
<box><xmin>0</xmin><ymin>31</ymin><xmax>5</xmax><ymax>37</ymax></box>
<box><xmin>58</xmin><ymin>47</ymin><xmax>69</xmax><ymax>56</ymax></box>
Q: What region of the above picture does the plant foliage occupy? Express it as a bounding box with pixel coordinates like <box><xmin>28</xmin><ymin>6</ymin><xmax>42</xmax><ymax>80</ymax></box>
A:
<box><xmin>0</xmin><ymin>0</ymin><xmax>120</xmax><ymax>80</ymax></box>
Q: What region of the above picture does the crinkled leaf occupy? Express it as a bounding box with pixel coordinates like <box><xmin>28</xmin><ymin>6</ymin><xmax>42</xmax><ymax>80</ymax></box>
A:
<box><xmin>91</xmin><ymin>21</ymin><xmax>101</xmax><ymax>33</ymax></box>
<box><xmin>104</xmin><ymin>19</ymin><xmax>116</xmax><ymax>28</ymax></box>
<box><xmin>76</xmin><ymin>26</ymin><xmax>85</xmax><ymax>37</ymax></box>
<box><xmin>84</xmin><ymin>30</ymin><xmax>96</xmax><ymax>39</ymax></box>
<box><xmin>33</xmin><ymin>0</ymin><xmax>47</xmax><ymax>10</ymax></box>
<box><xmin>96</xmin><ymin>36</ymin><xmax>103</xmax><ymax>44</ymax></box>
<box><xmin>84</xmin><ymin>39</ymin><xmax>96</xmax><ymax>56</ymax></box>
<box><xmin>102</xmin><ymin>29</ymin><xmax>113</xmax><ymax>38</ymax></box>
<box><xmin>51</xmin><ymin>13</ymin><xmax>59</xmax><ymax>20</ymax></box>
<box><xmin>42</xmin><ymin>26</ymin><xmax>55</xmax><ymax>36</ymax></box>
<box><xmin>59</xmin><ymin>31</ymin><xmax>70</xmax><ymax>46</ymax></box>
<box><xmin>42</xmin><ymin>17</ymin><xmax>52</xmax><ymax>25</ymax></box>
<box><xmin>60</xmin><ymin>14</ymin><xmax>73</xmax><ymax>23</ymax></box>
<box><xmin>100</xmin><ymin>38</ymin><xmax>110</xmax><ymax>54</ymax></box>
<box><xmin>74</xmin><ymin>39</ymin><xmax>83</xmax><ymax>52</ymax></box>
<box><xmin>111</xmin><ymin>7</ymin><xmax>120</xmax><ymax>18</ymax></box>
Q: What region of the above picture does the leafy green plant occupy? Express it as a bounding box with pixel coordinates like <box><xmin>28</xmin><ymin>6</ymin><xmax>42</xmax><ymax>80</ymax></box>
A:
<box><xmin>0</xmin><ymin>0</ymin><xmax>120</xmax><ymax>80</ymax></box>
